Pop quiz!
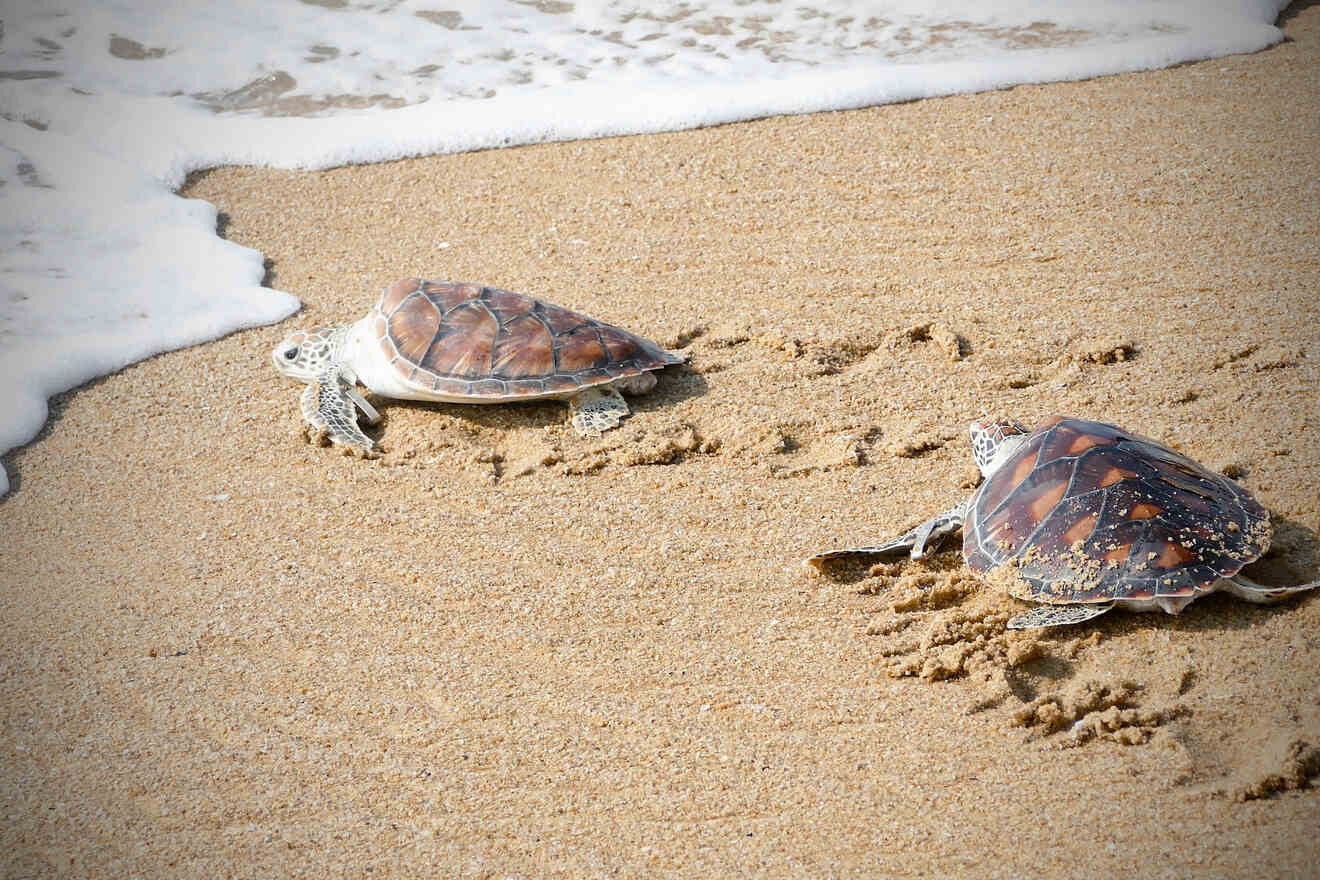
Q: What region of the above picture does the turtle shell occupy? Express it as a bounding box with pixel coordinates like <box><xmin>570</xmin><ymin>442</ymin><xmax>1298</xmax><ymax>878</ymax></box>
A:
<box><xmin>370</xmin><ymin>278</ymin><xmax>683</xmax><ymax>400</ymax></box>
<box><xmin>963</xmin><ymin>417</ymin><xmax>1271</xmax><ymax>606</ymax></box>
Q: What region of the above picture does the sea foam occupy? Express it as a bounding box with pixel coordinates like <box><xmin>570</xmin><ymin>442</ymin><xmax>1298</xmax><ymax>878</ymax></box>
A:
<box><xmin>0</xmin><ymin>0</ymin><xmax>1289</xmax><ymax>495</ymax></box>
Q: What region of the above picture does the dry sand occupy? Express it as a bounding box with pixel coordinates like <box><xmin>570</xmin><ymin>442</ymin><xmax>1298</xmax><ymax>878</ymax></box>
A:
<box><xmin>4</xmin><ymin>6</ymin><xmax>1319</xmax><ymax>878</ymax></box>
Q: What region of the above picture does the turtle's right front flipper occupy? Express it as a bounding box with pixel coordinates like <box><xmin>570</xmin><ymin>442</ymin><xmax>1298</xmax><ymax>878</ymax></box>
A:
<box><xmin>300</xmin><ymin>379</ymin><xmax>375</xmax><ymax>453</ymax></box>
<box><xmin>805</xmin><ymin>503</ymin><xmax>967</xmax><ymax>567</ymax></box>
<box><xmin>344</xmin><ymin>387</ymin><xmax>381</xmax><ymax>425</ymax></box>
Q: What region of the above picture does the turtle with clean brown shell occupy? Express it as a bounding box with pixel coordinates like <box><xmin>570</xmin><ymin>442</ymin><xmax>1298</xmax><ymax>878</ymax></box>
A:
<box><xmin>272</xmin><ymin>278</ymin><xmax>685</xmax><ymax>451</ymax></box>
<box><xmin>807</xmin><ymin>416</ymin><xmax>1318</xmax><ymax>629</ymax></box>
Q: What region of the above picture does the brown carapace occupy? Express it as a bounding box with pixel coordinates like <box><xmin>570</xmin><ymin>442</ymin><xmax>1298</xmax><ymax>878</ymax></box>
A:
<box><xmin>370</xmin><ymin>279</ymin><xmax>681</xmax><ymax>399</ymax></box>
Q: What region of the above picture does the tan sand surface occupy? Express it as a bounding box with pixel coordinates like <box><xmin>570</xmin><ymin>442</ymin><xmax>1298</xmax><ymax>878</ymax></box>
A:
<box><xmin>4</xmin><ymin>6</ymin><xmax>1319</xmax><ymax>878</ymax></box>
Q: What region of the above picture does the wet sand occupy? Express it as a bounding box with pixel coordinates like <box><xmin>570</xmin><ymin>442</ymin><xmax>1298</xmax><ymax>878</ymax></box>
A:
<box><xmin>3</xmin><ymin>6</ymin><xmax>1319</xmax><ymax>877</ymax></box>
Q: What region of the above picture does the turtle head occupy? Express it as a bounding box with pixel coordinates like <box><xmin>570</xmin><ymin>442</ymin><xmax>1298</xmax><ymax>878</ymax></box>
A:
<box><xmin>969</xmin><ymin>418</ymin><xmax>1030</xmax><ymax>478</ymax></box>
<box><xmin>272</xmin><ymin>328</ymin><xmax>338</xmax><ymax>382</ymax></box>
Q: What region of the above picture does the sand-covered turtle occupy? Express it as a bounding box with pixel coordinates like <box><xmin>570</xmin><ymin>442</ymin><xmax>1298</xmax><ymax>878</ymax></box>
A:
<box><xmin>807</xmin><ymin>416</ymin><xmax>1318</xmax><ymax>629</ymax></box>
<box><xmin>272</xmin><ymin>278</ymin><xmax>685</xmax><ymax>451</ymax></box>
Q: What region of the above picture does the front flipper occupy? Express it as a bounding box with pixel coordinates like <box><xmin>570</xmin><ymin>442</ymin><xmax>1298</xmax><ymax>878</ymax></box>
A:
<box><xmin>344</xmin><ymin>387</ymin><xmax>381</xmax><ymax>425</ymax></box>
<box><xmin>805</xmin><ymin>502</ymin><xmax>967</xmax><ymax>568</ymax></box>
<box><xmin>300</xmin><ymin>380</ymin><xmax>375</xmax><ymax>453</ymax></box>
<box><xmin>569</xmin><ymin>386</ymin><xmax>630</xmax><ymax>437</ymax></box>
<box><xmin>1006</xmin><ymin>601</ymin><xmax>1115</xmax><ymax>630</ymax></box>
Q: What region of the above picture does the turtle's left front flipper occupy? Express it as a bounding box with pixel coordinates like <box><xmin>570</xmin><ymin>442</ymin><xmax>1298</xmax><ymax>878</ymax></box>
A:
<box><xmin>804</xmin><ymin>540</ymin><xmax>913</xmax><ymax>568</ymax></box>
<box><xmin>805</xmin><ymin>503</ymin><xmax>967</xmax><ymax>568</ymax></box>
<box><xmin>300</xmin><ymin>378</ymin><xmax>375</xmax><ymax>453</ymax></box>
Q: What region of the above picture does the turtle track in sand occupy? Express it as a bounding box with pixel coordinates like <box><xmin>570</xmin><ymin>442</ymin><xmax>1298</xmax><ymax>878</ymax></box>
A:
<box><xmin>289</xmin><ymin>313</ymin><xmax>925</xmax><ymax>480</ymax></box>
<box><xmin>653</xmin><ymin>320</ymin><xmax>971</xmax><ymax>477</ymax></box>
<box><xmin>807</xmin><ymin>487</ymin><xmax>1320</xmax><ymax>796</ymax></box>
<box><xmin>356</xmin><ymin>410</ymin><xmax>716</xmax><ymax>483</ymax></box>
<box><xmin>998</xmin><ymin>333</ymin><xmax>1137</xmax><ymax>391</ymax></box>
<box><xmin>815</xmin><ymin>549</ymin><xmax>1198</xmax><ymax>750</ymax></box>
<box><xmin>815</xmin><ymin>544</ymin><xmax>1320</xmax><ymax>800</ymax></box>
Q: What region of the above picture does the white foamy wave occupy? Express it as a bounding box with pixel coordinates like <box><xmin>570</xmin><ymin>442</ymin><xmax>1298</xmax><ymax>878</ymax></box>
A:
<box><xmin>0</xmin><ymin>0</ymin><xmax>1290</xmax><ymax>495</ymax></box>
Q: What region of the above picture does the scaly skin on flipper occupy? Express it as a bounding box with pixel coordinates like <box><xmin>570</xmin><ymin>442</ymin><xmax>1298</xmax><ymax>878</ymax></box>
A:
<box><xmin>568</xmin><ymin>386</ymin><xmax>630</xmax><ymax>437</ymax></box>
<box><xmin>1006</xmin><ymin>601</ymin><xmax>1116</xmax><ymax>630</ymax></box>
<box><xmin>300</xmin><ymin>377</ymin><xmax>374</xmax><ymax>452</ymax></box>
<box><xmin>805</xmin><ymin>502</ymin><xmax>967</xmax><ymax>566</ymax></box>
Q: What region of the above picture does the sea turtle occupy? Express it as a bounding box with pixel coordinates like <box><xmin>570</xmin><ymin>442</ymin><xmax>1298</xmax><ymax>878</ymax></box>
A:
<box><xmin>272</xmin><ymin>277</ymin><xmax>685</xmax><ymax>451</ymax></box>
<box><xmin>807</xmin><ymin>416</ymin><xmax>1318</xmax><ymax>629</ymax></box>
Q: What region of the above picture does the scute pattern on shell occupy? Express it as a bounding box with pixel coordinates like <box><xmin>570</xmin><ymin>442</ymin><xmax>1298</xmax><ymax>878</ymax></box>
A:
<box><xmin>964</xmin><ymin>418</ymin><xmax>1270</xmax><ymax>605</ymax></box>
<box><xmin>373</xmin><ymin>278</ymin><xmax>683</xmax><ymax>400</ymax></box>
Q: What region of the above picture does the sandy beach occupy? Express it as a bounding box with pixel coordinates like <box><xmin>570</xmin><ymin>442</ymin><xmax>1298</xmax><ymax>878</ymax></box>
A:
<box><xmin>3</xmin><ymin>5</ymin><xmax>1319</xmax><ymax>877</ymax></box>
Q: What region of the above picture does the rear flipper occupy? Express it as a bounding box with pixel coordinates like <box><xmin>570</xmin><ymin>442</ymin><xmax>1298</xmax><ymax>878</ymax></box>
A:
<box><xmin>1223</xmin><ymin>574</ymin><xmax>1320</xmax><ymax>604</ymax></box>
<box><xmin>1006</xmin><ymin>601</ymin><xmax>1115</xmax><ymax>630</ymax></box>
<box><xmin>805</xmin><ymin>502</ymin><xmax>967</xmax><ymax>567</ymax></box>
<box><xmin>569</xmin><ymin>386</ymin><xmax>631</xmax><ymax>437</ymax></box>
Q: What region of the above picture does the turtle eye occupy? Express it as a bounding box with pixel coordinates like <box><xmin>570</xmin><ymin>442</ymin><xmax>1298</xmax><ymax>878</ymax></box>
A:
<box><xmin>283</xmin><ymin>347</ymin><xmax>299</xmax><ymax>361</ymax></box>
